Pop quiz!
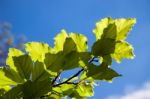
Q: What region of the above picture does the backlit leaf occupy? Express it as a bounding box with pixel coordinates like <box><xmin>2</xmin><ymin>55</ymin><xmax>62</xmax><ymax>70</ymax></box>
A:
<box><xmin>93</xmin><ymin>17</ymin><xmax>113</xmax><ymax>40</ymax></box>
<box><xmin>92</xmin><ymin>38</ymin><xmax>116</xmax><ymax>56</ymax></box>
<box><xmin>0</xmin><ymin>68</ymin><xmax>17</xmax><ymax>87</ymax></box>
<box><xmin>32</xmin><ymin>61</ymin><xmax>51</xmax><ymax>82</ymax></box>
<box><xmin>70</xmin><ymin>33</ymin><xmax>88</xmax><ymax>52</ymax></box>
<box><xmin>112</xmin><ymin>41</ymin><xmax>135</xmax><ymax>63</ymax></box>
<box><xmin>53</xmin><ymin>30</ymin><xmax>68</xmax><ymax>53</ymax></box>
<box><xmin>115</xmin><ymin>18</ymin><xmax>136</xmax><ymax>41</ymax></box>
<box><xmin>87</xmin><ymin>63</ymin><xmax>120</xmax><ymax>81</ymax></box>
<box><xmin>25</xmin><ymin>42</ymin><xmax>51</xmax><ymax>62</ymax></box>
<box><xmin>13</xmin><ymin>55</ymin><xmax>33</xmax><ymax>80</ymax></box>
<box><xmin>6</xmin><ymin>48</ymin><xmax>24</xmax><ymax>71</ymax></box>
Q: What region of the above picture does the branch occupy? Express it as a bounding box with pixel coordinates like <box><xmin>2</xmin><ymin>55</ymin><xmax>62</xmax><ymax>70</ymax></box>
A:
<box><xmin>51</xmin><ymin>72</ymin><xmax>61</xmax><ymax>85</ymax></box>
<box><xmin>53</xmin><ymin>69</ymin><xmax>83</xmax><ymax>87</ymax></box>
<box><xmin>53</xmin><ymin>57</ymin><xmax>96</xmax><ymax>87</ymax></box>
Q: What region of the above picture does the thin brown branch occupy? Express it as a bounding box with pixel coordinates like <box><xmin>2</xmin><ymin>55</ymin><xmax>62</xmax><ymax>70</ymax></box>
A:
<box><xmin>51</xmin><ymin>72</ymin><xmax>61</xmax><ymax>85</ymax></box>
<box><xmin>53</xmin><ymin>57</ymin><xmax>96</xmax><ymax>87</ymax></box>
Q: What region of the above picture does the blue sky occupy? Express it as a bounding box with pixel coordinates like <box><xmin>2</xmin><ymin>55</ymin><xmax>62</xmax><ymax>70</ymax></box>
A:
<box><xmin>0</xmin><ymin>0</ymin><xmax>150</xmax><ymax>98</ymax></box>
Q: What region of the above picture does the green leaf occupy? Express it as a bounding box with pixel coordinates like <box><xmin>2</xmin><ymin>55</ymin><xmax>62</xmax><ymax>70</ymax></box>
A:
<box><xmin>101</xmin><ymin>55</ymin><xmax>112</xmax><ymax>65</ymax></box>
<box><xmin>2</xmin><ymin>67</ymin><xmax>24</xmax><ymax>83</ymax></box>
<box><xmin>78</xmin><ymin>52</ymin><xmax>91</xmax><ymax>68</ymax></box>
<box><xmin>101</xmin><ymin>23</ymin><xmax>117</xmax><ymax>39</ymax></box>
<box><xmin>92</xmin><ymin>21</ymin><xmax>117</xmax><ymax>57</ymax></box>
<box><xmin>87</xmin><ymin>63</ymin><xmax>121</xmax><ymax>81</ymax></box>
<box><xmin>32</xmin><ymin>61</ymin><xmax>51</xmax><ymax>82</ymax></box>
<box><xmin>44</xmin><ymin>52</ymin><xmax>80</xmax><ymax>72</ymax></box>
<box><xmin>2</xmin><ymin>84</ymin><xmax>23</xmax><ymax>99</ymax></box>
<box><xmin>53</xmin><ymin>30</ymin><xmax>68</xmax><ymax>53</ymax></box>
<box><xmin>25</xmin><ymin>42</ymin><xmax>51</xmax><ymax>62</ymax></box>
<box><xmin>115</xmin><ymin>18</ymin><xmax>136</xmax><ymax>41</ymax></box>
<box><xmin>53</xmin><ymin>84</ymin><xmax>75</xmax><ymax>96</ymax></box>
<box><xmin>93</xmin><ymin>17</ymin><xmax>113</xmax><ymax>40</ymax></box>
<box><xmin>13</xmin><ymin>55</ymin><xmax>33</xmax><ymax>80</ymax></box>
<box><xmin>63</xmin><ymin>37</ymin><xmax>77</xmax><ymax>54</ymax></box>
<box><xmin>6</xmin><ymin>48</ymin><xmax>24</xmax><ymax>71</ymax></box>
<box><xmin>62</xmin><ymin>51</ymin><xmax>80</xmax><ymax>70</ymax></box>
<box><xmin>111</xmin><ymin>41</ymin><xmax>135</xmax><ymax>63</ymax></box>
<box><xmin>93</xmin><ymin>17</ymin><xmax>136</xmax><ymax>41</ymax></box>
<box><xmin>44</xmin><ymin>52</ymin><xmax>63</xmax><ymax>72</ymax></box>
<box><xmin>92</xmin><ymin>38</ymin><xmax>116</xmax><ymax>56</ymax></box>
<box><xmin>22</xmin><ymin>79</ymin><xmax>52</xmax><ymax>99</ymax></box>
<box><xmin>0</xmin><ymin>68</ymin><xmax>17</xmax><ymax>87</ymax></box>
<box><xmin>76</xmin><ymin>82</ymin><xmax>94</xmax><ymax>97</ymax></box>
<box><xmin>70</xmin><ymin>33</ymin><xmax>88</xmax><ymax>52</ymax></box>
<box><xmin>47</xmin><ymin>93</ymin><xmax>61</xmax><ymax>99</ymax></box>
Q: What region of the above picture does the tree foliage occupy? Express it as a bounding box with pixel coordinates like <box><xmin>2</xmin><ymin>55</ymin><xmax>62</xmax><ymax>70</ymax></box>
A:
<box><xmin>0</xmin><ymin>17</ymin><xmax>136</xmax><ymax>99</ymax></box>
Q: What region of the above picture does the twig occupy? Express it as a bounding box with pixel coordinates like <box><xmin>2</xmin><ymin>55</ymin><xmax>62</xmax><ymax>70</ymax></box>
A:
<box><xmin>51</xmin><ymin>72</ymin><xmax>61</xmax><ymax>85</ymax></box>
<box><xmin>53</xmin><ymin>57</ymin><xmax>96</xmax><ymax>87</ymax></box>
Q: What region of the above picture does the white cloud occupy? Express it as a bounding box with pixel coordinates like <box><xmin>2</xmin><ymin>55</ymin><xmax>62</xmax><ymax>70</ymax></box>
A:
<box><xmin>106</xmin><ymin>82</ymin><xmax>150</xmax><ymax>99</ymax></box>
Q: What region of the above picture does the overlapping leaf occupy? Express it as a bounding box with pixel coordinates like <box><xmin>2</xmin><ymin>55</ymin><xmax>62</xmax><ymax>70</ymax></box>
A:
<box><xmin>53</xmin><ymin>30</ymin><xmax>68</xmax><ymax>53</ymax></box>
<box><xmin>92</xmin><ymin>17</ymin><xmax>136</xmax><ymax>64</ymax></box>
<box><xmin>70</xmin><ymin>33</ymin><xmax>88</xmax><ymax>52</ymax></box>
<box><xmin>6</xmin><ymin>48</ymin><xmax>24</xmax><ymax>71</ymax></box>
<box><xmin>112</xmin><ymin>41</ymin><xmax>135</xmax><ymax>63</ymax></box>
<box><xmin>32</xmin><ymin>61</ymin><xmax>51</xmax><ymax>82</ymax></box>
<box><xmin>86</xmin><ymin>63</ymin><xmax>120</xmax><ymax>81</ymax></box>
<box><xmin>25</xmin><ymin>42</ymin><xmax>51</xmax><ymax>62</ymax></box>
<box><xmin>0</xmin><ymin>68</ymin><xmax>17</xmax><ymax>87</ymax></box>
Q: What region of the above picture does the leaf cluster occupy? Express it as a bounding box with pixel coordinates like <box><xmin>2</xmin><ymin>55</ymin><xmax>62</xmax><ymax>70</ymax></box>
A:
<box><xmin>0</xmin><ymin>17</ymin><xmax>136</xmax><ymax>99</ymax></box>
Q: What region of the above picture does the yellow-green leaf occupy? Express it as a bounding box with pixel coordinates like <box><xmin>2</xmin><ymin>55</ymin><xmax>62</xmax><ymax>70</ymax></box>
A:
<box><xmin>115</xmin><ymin>18</ymin><xmax>136</xmax><ymax>41</ymax></box>
<box><xmin>6</xmin><ymin>48</ymin><xmax>24</xmax><ymax>71</ymax></box>
<box><xmin>32</xmin><ymin>61</ymin><xmax>50</xmax><ymax>82</ymax></box>
<box><xmin>13</xmin><ymin>55</ymin><xmax>33</xmax><ymax>80</ymax></box>
<box><xmin>93</xmin><ymin>17</ymin><xmax>136</xmax><ymax>41</ymax></box>
<box><xmin>53</xmin><ymin>30</ymin><xmax>68</xmax><ymax>53</ymax></box>
<box><xmin>63</xmin><ymin>37</ymin><xmax>77</xmax><ymax>54</ymax></box>
<box><xmin>93</xmin><ymin>17</ymin><xmax>113</xmax><ymax>40</ymax></box>
<box><xmin>111</xmin><ymin>41</ymin><xmax>135</xmax><ymax>63</ymax></box>
<box><xmin>0</xmin><ymin>68</ymin><xmax>17</xmax><ymax>87</ymax></box>
<box><xmin>76</xmin><ymin>82</ymin><xmax>94</xmax><ymax>97</ymax></box>
<box><xmin>25</xmin><ymin>42</ymin><xmax>51</xmax><ymax>62</ymax></box>
<box><xmin>70</xmin><ymin>33</ymin><xmax>88</xmax><ymax>52</ymax></box>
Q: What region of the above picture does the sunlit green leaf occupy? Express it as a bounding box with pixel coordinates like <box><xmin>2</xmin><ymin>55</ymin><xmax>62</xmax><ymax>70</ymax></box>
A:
<box><xmin>115</xmin><ymin>18</ymin><xmax>136</xmax><ymax>41</ymax></box>
<box><xmin>93</xmin><ymin>17</ymin><xmax>136</xmax><ymax>41</ymax></box>
<box><xmin>25</xmin><ymin>42</ymin><xmax>51</xmax><ymax>62</ymax></box>
<box><xmin>112</xmin><ymin>41</ymin><xmax>135</xmax><ymax>63</ymax></box>
<box><xmin>6</xmin><ymin>48</ymin><xmax>24</xmax><ymax>71</ymax></box>
<box><xmin>0</xmin><ymin>68</ymin><xmax>17</xmax><ymax>87</ymax></box>
<box><xmin>76</xmin><ymin>82</ymin><xmax>94</xmax><ymax>97</ymax></box>
<box><xmin>93</xmin><ymin>17</ymin><xmax>113</xmax><ymax>40</ymax></box>
<box><xmin>13</xmin><ymin>55</ymin><xmax>33</xmax><ymax>80</ymax></box>
<box><xmin>53</xmin><ymin>30</ymin><xmax>68</xmax><ymax>53</ymax></box>
<box><xmin>70</xmin><ymin>33</ymin><xmax>88</xmax><ymax>52</ymax></box>
<box><xmin>45</xmin><ymin>52</ymin><xmax>80</xmax><ymax>72</ymax></box>
<box><xmin>63</xmin><ymin>37</ymin><xmax>77</xmax><ymax>54</ymax></box>
<box><xmin>2</xmin><ymin>67</ymin><xmax>24</xmax><ymax>83</ymax></box>
<box><xmin>32</xmin><ymin>61</ymin><xmax>51</xmax><ymax>82</ymax></box>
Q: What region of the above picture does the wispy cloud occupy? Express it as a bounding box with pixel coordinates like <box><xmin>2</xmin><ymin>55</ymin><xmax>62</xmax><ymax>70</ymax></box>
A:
<box><xmin>106</xmin><ymin>81</ymin><xmax>150</xmax><ymax>99</ymax></box>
